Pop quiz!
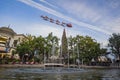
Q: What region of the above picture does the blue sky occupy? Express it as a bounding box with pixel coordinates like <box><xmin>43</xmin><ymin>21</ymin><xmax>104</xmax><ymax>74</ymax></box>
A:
<box><xmin>0</xmin><ymin>0</ymin><xmax>120</xmax><ymax>47</ymax></box>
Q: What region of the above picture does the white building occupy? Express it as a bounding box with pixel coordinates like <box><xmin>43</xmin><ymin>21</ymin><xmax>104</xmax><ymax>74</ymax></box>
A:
<box><xmin>0</xmin><ymin>26</ymin><xmax>25</xmax><ymax>58</ymax></box>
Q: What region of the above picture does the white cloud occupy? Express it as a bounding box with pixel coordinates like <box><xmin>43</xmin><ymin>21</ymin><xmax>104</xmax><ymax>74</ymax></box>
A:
<box><xmin>18</xmin><ymin>0</ymin><xmax>111</xmax><ymax>35</ymax></box>
<box><xmin>25</xmin><ymin>23</ymin><xmax>63</xmax><ymax>38</ymax></box>
<box><xmin>21</xmin><ymin>23</ymin><xmax>86</xmax><ymax>42</ymax></box>
<box><xmin>100</xmin><ymin>40</ymin><xmax>109</xmax><ymax>48</ymax></box>
<box><xmin>59</xmin><ymin>1</ymin><xmax>102</xmax><ymax>22</ymax></box>
<box><xmin>39</xmin><ymin>0</ymin><xmax>58</xmax><ymax>9</ymax></box>
<box><xmin>102</xmin><ymin>18</ymin><xmax>120</xmax><ymax>33</ymax></box>
<box><xmin>109</xmin><ymin>0</ymin><xmax>120</xmax><ymax>8</ymax></box>
<box><xmin>59</xmin><ymin>0</ymin><xmax>120</xmax><ymax>34</ymax></box>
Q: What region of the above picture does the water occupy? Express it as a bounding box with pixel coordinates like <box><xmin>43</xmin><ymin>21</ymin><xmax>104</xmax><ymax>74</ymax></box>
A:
<box><xmin>0</xmin><ymin>68</ymin><xmax>120</xmax><ymax>80</ymax></box>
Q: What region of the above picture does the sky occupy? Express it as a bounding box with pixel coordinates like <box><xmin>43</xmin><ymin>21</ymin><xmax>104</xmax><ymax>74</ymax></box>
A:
<box><xmin>0</xmin><ymin>0</ymin><xmax>120</xmax><ymax>47</ymax></box>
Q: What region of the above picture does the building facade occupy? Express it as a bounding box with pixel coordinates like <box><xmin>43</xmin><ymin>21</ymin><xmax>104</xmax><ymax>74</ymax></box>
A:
<box><xmin>0</xmin><ymin>26</ymin><xmax>25</xmax><ymax>58</ymax></box>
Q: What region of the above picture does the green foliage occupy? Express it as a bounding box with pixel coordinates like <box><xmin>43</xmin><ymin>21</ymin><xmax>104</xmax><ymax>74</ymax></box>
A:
<box><xmin>108</xmin><ymin>33</ymin><xmax>120</xmax><ymax>58</ymax></box>
<box><xmin>15</xmin><ymin>32</ymin><xmax>104</xmax><ymax>64</ymax></box>
<box><xmin>68</xmin><ymin>35</ymin><xmax>102</xmax><ymax>64</ymax></box>
<box><xmin>62</xmin><ymin>29</ymin><xmax>68</xmax><ymax>59</ymax></box>
<box><xmin>46</xmin><ymin>32</ymin><xmax>59</xmax><ymax>56</ymax></box>
<box><xmin>16</xmin><ymin>33</ymin><xmax>60</xmax><ymax>63</ymax></box>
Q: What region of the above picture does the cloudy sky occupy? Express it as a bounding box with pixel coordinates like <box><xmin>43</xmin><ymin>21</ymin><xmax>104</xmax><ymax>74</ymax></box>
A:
<box><xmin>0</xmin><ymin>0</ymin><xmax>120</xmax><ymax>47</ymax></box>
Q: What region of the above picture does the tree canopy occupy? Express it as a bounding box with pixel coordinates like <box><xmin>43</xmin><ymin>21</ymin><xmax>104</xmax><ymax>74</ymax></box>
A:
<box><xmin>68</xmin><ymin>35</ymin><xmax>102</xmax><ymax>64</ymax></box>
<box><xmin>15</xmin><ymin>32</ymin><xmax>104</xmax><ymax>64</ymax></box>
<box><xmin>108</xmin><ymin>33</ymin><xmax>120</xmax><ymax>58</ymax></box>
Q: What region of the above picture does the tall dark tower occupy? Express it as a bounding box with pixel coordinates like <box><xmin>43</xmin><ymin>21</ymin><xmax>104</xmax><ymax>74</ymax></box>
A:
<box><xmin>61</xmin><ymin>29</ymin><xmax>68</xmax><ymax>59</ymax></box>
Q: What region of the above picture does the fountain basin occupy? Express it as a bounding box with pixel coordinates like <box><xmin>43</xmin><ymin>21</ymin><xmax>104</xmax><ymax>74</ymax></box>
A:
<box><xmin>44</xmin><ymin>63</ymin><xmax>64</xmax><ymax>67</ymax></box>
<box><xmin>0</xmin><ymin>67</ymin><xmax>120</xmax><ymax>80</ymax></box>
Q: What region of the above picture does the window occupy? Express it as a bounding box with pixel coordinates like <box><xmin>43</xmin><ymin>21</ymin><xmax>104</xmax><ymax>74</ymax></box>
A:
<box><xmin>13</xmin><ymin>40</ymin><xmax>18</xmax><ymax>47</ymax></box>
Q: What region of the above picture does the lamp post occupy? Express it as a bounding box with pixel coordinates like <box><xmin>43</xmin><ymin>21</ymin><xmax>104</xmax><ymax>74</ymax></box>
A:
<box><xmin>67</xmin><ymin>39</ymin><xmax>70</xmax><ymax>69</ymax></box>
<box><xmin>44</xmin><ymin>43</ymin><xmax>46</xmax><ymax>69</ymax></box>
<box><xmin>77</xmin><ymin>42</ymin><xmax>80</xmax><ymax>69</ymax></box>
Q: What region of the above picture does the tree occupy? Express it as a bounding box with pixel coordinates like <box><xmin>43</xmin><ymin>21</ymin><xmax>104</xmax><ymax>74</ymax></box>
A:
<box><xmin>33</xmin><ymin>35</ymin><xmax>45</xmax><ymax>62</ymax></box>
<box><xmin>46</xmin><ymin>32</ymin><xmax>59</xmax><ymax>58</ymax></box>
<box><xmin>16</xmin><ymin>34</ymin><xmax>35</xmax><ymax>62</ymax></box>
<box><xmin>68</xmin><ymin>35</ymin><xmax>102</xmax><ymax>64</ymax></box>
<box><xmin>61</xmin><ymin>29</ymin><xmax>68</xmax><ymax>60</ymax></box>
<box><xmin>108</xmin><ymin>33</ymin><xmax>120</xmax><ymax>59</ymax></box>
<box><xmin>68</xmin><ymin>36</ymin><xmax>77</xmax><ymax>64</ymax></box>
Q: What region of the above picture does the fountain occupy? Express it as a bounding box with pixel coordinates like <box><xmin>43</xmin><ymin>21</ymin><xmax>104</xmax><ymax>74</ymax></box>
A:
<box><xmin>41</xmin><ymin>29</ymin><xmax>83</xmax><ymax>74</ymax></box>
<box><xmin>44</xmin><ymin>42</ymin><xmax>64</xmax><ymax>67</ymax></box>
